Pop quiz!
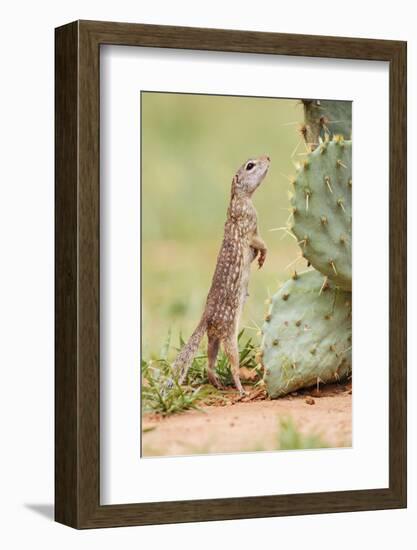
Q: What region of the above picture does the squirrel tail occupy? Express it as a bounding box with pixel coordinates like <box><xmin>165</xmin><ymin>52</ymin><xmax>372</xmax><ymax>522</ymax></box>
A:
<box><xmin>173</xmin><ymin>318</ymin><xmax>207</xmax><ymax>384</ymax></box>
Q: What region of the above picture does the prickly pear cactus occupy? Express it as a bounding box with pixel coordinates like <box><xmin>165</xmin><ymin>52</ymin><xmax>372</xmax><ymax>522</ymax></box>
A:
<box><xmin>290</xmin><ymin>137</ymin><xmax>352</xmax><ymax>290</ymax></box>
<box><xmin>302</xmin><ymin>99</ymin><xmax>352</xmax><ymax>148</ymax></box>
<box><xmin>261</xmin><ymin>270</ymin><xmax>352</xmax><ymax>398</ymax></box>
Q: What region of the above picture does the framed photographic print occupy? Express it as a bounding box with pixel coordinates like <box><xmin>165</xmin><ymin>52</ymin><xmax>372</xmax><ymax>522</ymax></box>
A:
<box><xmin>55</xmin><ymin>20</ymin><xmax>407</xmax><ymax>528</ymax></box>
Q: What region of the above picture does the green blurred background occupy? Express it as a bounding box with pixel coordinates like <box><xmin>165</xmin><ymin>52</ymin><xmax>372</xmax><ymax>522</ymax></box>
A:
<box><xmin>141</xmin><ymin>92</ymin><xmax>304</xmax><ymax>358</ymax></box>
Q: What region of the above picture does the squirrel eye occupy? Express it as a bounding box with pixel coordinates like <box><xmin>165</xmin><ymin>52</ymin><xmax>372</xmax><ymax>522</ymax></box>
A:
<box><xmin>246</xmin><ymin>162</ymin><xmax>255</xmax><ymax>171</ymax></box>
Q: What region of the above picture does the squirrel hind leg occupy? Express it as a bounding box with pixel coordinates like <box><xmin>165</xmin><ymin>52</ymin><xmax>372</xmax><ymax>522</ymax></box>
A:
<box><xmin>222</xmin><ymin>337</ymin><xmax>245</xmax><ymax>395</ymax></box>
<box><xmin>207</xmin><ymin>335</ymin><xmax>223</xmax><ymax>389</ymax></box>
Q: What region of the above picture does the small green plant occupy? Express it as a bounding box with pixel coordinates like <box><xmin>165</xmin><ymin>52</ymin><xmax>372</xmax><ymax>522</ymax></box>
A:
<box><xmin>141</xmin><ymin>328</ymin><xmax>259</xmax><ymax>415</ymax></box>
<box><xmin>278</xmin><ymin>417</ymin><xmax>328</xmax><ymax>450</ymax></box>
<box><xmin>141</xmin><ymin>358</ymin><xmax>215</xmax><ymax>415</ymax></box>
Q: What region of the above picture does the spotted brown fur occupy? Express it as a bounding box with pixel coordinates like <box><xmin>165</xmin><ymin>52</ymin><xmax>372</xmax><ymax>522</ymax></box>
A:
<box><xmin>172</xmin><ymin>156</ymin><xmax>270</xmax><ymax>394</ymax></box>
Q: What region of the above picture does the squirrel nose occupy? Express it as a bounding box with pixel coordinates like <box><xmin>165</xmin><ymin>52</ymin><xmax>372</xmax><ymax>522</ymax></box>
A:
<box><xmin>261</xmin><ymin>155</ymin><xmax>270</xmax><ymax>162</ymax></box>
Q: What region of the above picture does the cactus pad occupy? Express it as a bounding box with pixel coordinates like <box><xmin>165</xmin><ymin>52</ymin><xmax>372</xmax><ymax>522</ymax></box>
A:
<box><xmin>261</xmin><ymin>270</ymin><xmax>352</xmax><ymax>398</ymax></box>
<box><xmin>291</xmin><ymin>138</ymin><xmax>352</xmax><ymax>290</ymax></box>
<box><xmin>302</xmin><ymin>99</ymin><xmax>352</xmax><ymax>148</ymax></box>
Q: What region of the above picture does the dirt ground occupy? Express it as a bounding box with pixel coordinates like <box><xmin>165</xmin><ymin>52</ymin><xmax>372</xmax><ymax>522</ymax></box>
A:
<box><xmin>142</xmin><ymin>383</ymin><xmax>352</xmax><ymax>457</ymax></box>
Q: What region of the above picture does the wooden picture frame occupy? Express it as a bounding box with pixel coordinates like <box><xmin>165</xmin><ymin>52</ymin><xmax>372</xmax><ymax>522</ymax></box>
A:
<box><xmin>55</xmin><ymin>20</ymin><xmax>407</xmax><ymax>529</ymax></box>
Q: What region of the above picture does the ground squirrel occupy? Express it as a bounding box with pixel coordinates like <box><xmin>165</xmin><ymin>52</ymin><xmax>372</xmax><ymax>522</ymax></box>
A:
<box><xmin>172</xmin><ymin>155</ymin><xmax>270</xmax><ymax>395</ymax></box>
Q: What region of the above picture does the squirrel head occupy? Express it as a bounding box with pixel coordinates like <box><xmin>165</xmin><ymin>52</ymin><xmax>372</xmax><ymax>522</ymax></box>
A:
<box><xmin>232</xmin><ymin>155</ymin><xmax>270</xmax><ymax>197</ymax></box>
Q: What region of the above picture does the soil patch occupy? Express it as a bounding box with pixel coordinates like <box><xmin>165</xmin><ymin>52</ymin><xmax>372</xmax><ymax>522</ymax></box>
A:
<box><xmin>142</xmin><ymin>383</ymin><xmax>352</xmax><ymax>457</ymax></box>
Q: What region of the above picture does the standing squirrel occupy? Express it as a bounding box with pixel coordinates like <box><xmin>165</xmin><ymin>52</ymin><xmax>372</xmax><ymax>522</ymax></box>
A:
<box><xmin>173</xmin><ymin>155</ymin><xmax>270</xmax><ymax>395</ymax></box>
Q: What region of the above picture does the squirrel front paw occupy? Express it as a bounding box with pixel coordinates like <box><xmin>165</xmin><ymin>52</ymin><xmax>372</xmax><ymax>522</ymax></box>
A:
<box><xmin>258</xmin><ymin>249</ymin><xmax>267</xmax><ymax>269</ymax></box>
<box><xmin>250</xmin><ymin>247</ymin><xmax>259</xmax><ymax>262</ymax></box>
